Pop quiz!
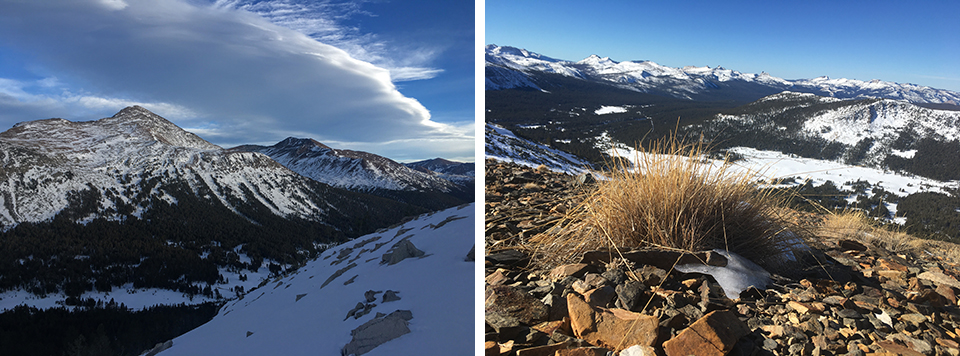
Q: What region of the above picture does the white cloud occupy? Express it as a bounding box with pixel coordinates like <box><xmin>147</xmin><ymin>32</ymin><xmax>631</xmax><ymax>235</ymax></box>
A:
<box><xmin>216</xmin><ymin>0</ymin><xmax>445</xmax><ymax>82</ymax></box>
<box><xmin>0</xmin><ymin>0</ymin><xmax>471</xmax><ymax>160</ymax></box>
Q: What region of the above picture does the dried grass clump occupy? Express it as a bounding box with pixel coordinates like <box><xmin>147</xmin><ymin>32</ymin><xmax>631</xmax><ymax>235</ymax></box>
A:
<box><xmin>529</xmin><ymin>136</ymin><xmax>803</xmax><ymax>272</ymax></box>
<box><xmin>817</xmin><ymin>210</ymin><xmax>926</xmax><ymax>254</ymax></box>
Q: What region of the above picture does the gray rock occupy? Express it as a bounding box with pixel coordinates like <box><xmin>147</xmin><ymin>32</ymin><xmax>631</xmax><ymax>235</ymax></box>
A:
<box><xmin>143</xmin><ymin>340</ymin><xmax>173</xmax><ymax>356</ymax></box>
<box><xmin>345</xmin><ymin>302</ymin><xmax>365</xmax><ymax>321</ymax></box>
<box><xmin>615</xmin><ymin>280</ymin><xmax>644</xmax><ymax>311</ymax></box>
<box><xmin>381</xmin><ymin>239</ymin><xmax>425</xmax><ymax>265</ymax></box>
<box><xmin>383</xmin><ymin>290</ymin><xmax>401</xmax><ymax>303</ymax></box>
<box><xmin>364</xmin><ymin>290</ymin><xmax>383</xmax><ymax>303</ymax></box>
<box><xmin>341</xmin><ymin>310</ymin><xmax>414</xmax><ymax>356</ymax></box>
<box><xmin>837</xmin><ymin>309</ymin><xmax>862</xmax><ymax>319</ymax></box>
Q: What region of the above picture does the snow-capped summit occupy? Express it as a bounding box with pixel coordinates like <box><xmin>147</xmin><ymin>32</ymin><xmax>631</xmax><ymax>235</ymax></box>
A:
<box><xmin>486</xmin><ymin>45</ymin><xmax>960</xmax><ymax>105</ymax></box>
<box><xmin>1</xmin><ymin>105</ymin><xmax>219</xmax><ymax>159</ymax></box>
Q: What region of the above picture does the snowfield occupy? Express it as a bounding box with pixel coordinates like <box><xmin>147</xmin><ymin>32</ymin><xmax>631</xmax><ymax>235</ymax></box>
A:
<box><xmin>159</xmin><ymin>203</ymin><xmax>475</xmax><ymax>356</ymax></box>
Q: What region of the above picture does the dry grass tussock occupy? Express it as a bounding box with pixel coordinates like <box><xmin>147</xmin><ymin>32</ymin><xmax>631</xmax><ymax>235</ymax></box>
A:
<box><xmin>817</xmin><ymin>210</ymin><xmax>960</xmax><ymax>264</ymax></box>
<box><xmin>528</xmin><ymin>136</ymin><xmax>806</xmax><ymax>272</ymax></box>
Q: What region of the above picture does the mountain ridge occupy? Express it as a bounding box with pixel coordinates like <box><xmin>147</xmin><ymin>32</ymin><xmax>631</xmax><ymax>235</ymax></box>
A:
<box><xmin>486</xmin><ymin>44</ymin><xmax>960</xmax><ymax>106</ymax></box>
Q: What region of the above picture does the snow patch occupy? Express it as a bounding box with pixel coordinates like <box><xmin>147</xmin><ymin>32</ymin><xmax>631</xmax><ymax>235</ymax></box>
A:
<box><xmin>676</xmin><ymin>249</ymin><xmax>772</xmax><ymax>299</ymax></box>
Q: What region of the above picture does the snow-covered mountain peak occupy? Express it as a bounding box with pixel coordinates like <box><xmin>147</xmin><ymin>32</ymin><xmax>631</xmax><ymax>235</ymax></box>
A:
<box><xmin>0</xmin><ymin>106</ymin><xmax>220</xmax><ymax>158</ymax></box>
<box><xmin>578</xmin><ymin>54</ymin><xmax>617</xmax><ymax>67</ymax></box>
<box><xmin>272</xmin><ymin>137</ymin><xmax>333</xmax><ymax>154</ymax></box>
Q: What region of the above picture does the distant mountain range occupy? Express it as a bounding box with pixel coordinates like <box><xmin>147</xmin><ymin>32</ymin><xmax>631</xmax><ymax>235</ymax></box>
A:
<box><xmin>486</xmin><ymin>45</ymin><xmax>960</xmax><ymax>106</ymax></box>
<box><xmin>233</xmin><ymin>138</ymin><xmax>473</xmax><ymax>210</ymax></box>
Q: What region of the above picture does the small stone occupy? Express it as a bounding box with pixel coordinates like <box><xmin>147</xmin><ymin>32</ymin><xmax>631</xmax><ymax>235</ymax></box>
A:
<box><xmin>486</xmin><ymin>269</ymin><xmax>512</xmax><ymax>286</ymax></box>
<box><xmin>937</xmin><ymin>284</ymin><xmax>958</xmax><ymax>304</ymax></box>
<box><xmin>838</xmin><ymin>239</ymin><xmax>868</xmax><ymax>251</ymax></box>
<box><xmin>837</xmin><ymin>309</ymin><xmax>862</xmax><ymax>319</ymax></box>
<box><xmin>762</xmin><ymin>338</ymin><xmax>778</xmax><ymax>350</ymax></box>
<box><xmin>900</xmin><ymin>313</ymin><xmax>928</xmax><ymax>327</ymax></box>
<box><xmin>681</xmin><ymin>278</ymin><xmax>701</xmax><ymax>289</ymax></box>
<box><xmin>788</xmin><ymin>301</ymin><xmax>813</xmax><ymax>314</ymax></box>
<box><xmin>550</xmin><ymin>264</ymin><xmax>592</xmax><ymax>281</ymax></box>
<box><xmin>600</xmin><ymin>269</ymin><xmax>626</xmax><ymax>286</ymax></box>
<box><xmin>618</xmin><ymin>344</ymin><xmax>656</xmax><ymax>356</ymax></box>
<box><xmin>382</xmin><ymin>290</ymin><xmax>401</xmax><ymax>303</ymax></box>
<box><xmin>584</xmin><ymin>285</ymin><xmax>616</xmax><ymax>307</ymax></box>
<box><xmin>515</xmin><ymin>342</ymin><xmax>569</xmax><ymax>356</ymax></box>
<box><xmin>485</xmin><ymin>285</ymin><xmax>548</xmax><ymax>330</ymax></box>
<box><xmin>761</xmin><ymin>325</ymin><xmax>785</xmax><ymax>339</ymax></box>
<box><xmin>615</xmin><ymin>281</ymin><xmax>645</xmax><ymax>312</ymax></box>
<box><xmin>822</xmin><ymin>295</ymin><xmax>846</xmax><ymax>305</ymax></box>
<box><xmin>918</xmin><ymin>271</ymin><xmax>960</xmax><ymax>289</ymax></box>
<box><xmin>485</xmin><ymin>341</ymin><xmax>500</xmax><ymax>356</ymax></box>
<box><xmin>662</xmin><ymin>310</ymin><xmax>751</xmax><ymax>356</ymax></box>
<box><xmin>876</xmin><ymin>340</ymin><xmax>926</xmax><ymax>356</ymax></box>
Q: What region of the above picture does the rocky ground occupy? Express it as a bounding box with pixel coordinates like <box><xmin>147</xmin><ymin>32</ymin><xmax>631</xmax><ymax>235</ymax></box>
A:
<box><xmin>484</xmin><ymin>159</ymin><xmax>960</xmax><ymax>356</ymax></box>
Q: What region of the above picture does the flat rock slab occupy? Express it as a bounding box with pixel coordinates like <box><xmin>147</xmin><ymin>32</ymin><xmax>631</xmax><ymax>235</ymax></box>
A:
<box><xmin>662</xmin><ymin>310</ymin><xmax>750</xmax><ymax>356</ymax></box>
<box><xmin>485</xmin><ymin>285</ymin><xmax>548</xmax><ymax>330</ymax></box>
<box><xmin>341</xmin><ymin>310</ymin><xmax>413</xmax><ymax>356</ymax></box>
<box><xmin>567</xmin><ymin>293</ymin><xmax>658</xmax><ymax>352</ymax></box>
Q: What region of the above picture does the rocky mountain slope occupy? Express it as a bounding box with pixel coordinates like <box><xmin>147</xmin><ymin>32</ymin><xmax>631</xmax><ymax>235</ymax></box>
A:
<box><xmin>486</xmin><ymin>45</ymin><xmax>960</xmax><ymax>105</ymax></box>
<box><xmin>157</xmin><ymin>203</ymin><xmax>474</xmax><ymax>356</ymax></box>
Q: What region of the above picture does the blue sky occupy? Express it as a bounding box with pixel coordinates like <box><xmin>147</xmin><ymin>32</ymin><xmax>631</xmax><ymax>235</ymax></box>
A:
<box><xmin>486</xmin><ymin>0</ymin><xmax>960</xmax><ymax>93</ymax></box>
<box><xmin>0</xmin><ymin>0</ymin><xmax>474</xmax><ymax>162</ymax></box>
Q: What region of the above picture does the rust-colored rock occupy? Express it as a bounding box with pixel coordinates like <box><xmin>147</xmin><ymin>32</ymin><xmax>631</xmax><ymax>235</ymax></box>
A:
<box><xmin>567</xmin><ymin>293</ymin><xmax>659</xmax><ymax>352</ymax></box>
<box><xmin>486</xmin><ymin>269</ymin><xmax>511</xmax><ymax>286</ymax></box>
<box><xmin>876</xmin><ymin>340</ymin><xmax>925</xmax><ymax>356</ymax></box>
<box><xmin>531</xmin><ymin>319</ymin><xmax>570</xmax><ymax>336</ymax></box>
<box><xmin>662</xmin><ymin>310</ymin><xmax>751</xmax><ymax>356</ymax></box>
<box><xmin>550</xmin><ymin>263</ymin><xmax>592</xmax><ymax>281</ymax></box>
<box><xmin>485</xmin><ymin>341</ymin><xmax>500</xmax><ymax>356</ymax></box>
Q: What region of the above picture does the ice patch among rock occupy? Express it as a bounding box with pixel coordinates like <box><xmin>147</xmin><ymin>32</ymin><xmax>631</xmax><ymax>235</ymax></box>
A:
<box><xmin>675</xmin><ymin>249</ymin><xmax>771</xmax><ymax>299</ymax></box>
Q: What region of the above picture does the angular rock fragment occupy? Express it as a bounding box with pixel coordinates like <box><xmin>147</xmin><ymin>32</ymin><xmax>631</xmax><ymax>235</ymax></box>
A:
<box><xmin>486</xmin><ymin>285</ymin><xmax>548</xmax><ymax>331</ymax></box>
<box><xmin>383</xmin><ymin>290</ymin><xmax>401</xmax><ymax>303</ymax></box>
<box><xmin>662</xmin><ymin>310</ymin><xmax>750</xmax><ymax>356</ymax></box>
<box><xmin>567</xmin><ymin>293</ymin><xmax>658</xmax><ymax>352</ymax></box>
<box><xmin>381</xmin><ymin>239</ymin><xmax>425</xmax><ymax>265</ymax></box>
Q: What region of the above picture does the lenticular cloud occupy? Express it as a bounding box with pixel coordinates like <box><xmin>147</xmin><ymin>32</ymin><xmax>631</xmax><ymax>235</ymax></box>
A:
<box><xmin>0</xmin><ymin>0</ymin><xmax>443</xmax><ymax>145</ymax></box>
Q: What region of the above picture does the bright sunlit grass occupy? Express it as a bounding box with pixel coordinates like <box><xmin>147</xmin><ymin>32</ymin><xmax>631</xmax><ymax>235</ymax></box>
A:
<box><xmin>528</xmin><ymin>134</ymin><xmax>804</xmax><ymax>272</ymax></box>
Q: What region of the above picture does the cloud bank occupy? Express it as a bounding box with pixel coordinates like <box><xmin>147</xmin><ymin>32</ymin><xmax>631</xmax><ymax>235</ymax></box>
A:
<box><xmin>0</xmin><ymin>0</ymin><xmax>473</xmax><ymax>161</ymax></box>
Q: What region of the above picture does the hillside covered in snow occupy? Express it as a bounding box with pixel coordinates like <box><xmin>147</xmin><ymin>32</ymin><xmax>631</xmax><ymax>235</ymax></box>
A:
<box><xmin>157</xmin><ymin>203</ymin><xmax>475</xmax><ymax>356</ymax></box>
